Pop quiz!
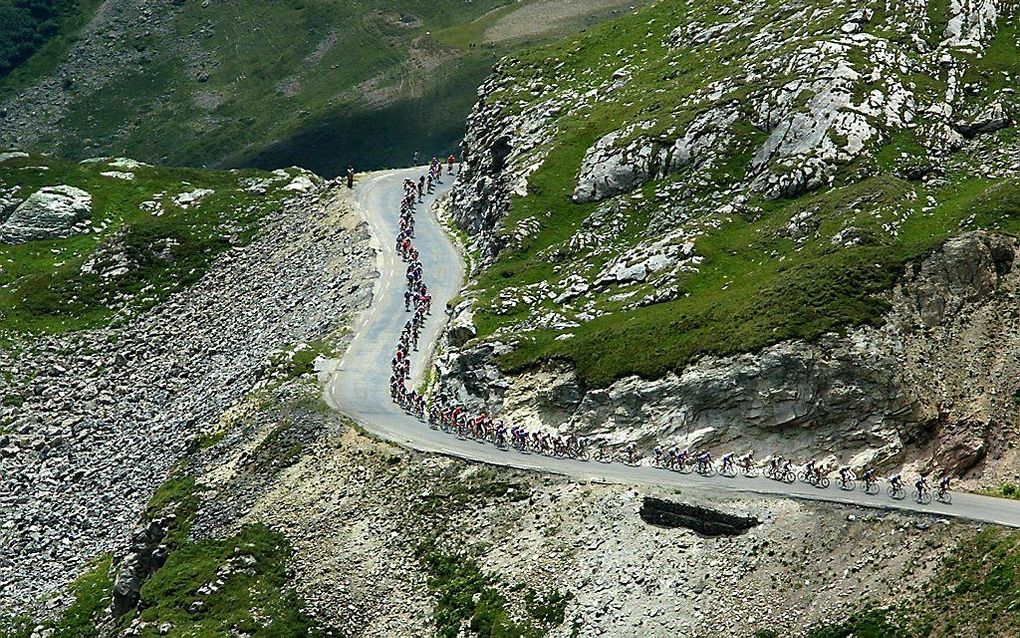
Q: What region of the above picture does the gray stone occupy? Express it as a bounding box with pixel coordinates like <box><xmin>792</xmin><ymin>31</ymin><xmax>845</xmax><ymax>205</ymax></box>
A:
<box><xmin>0</xmin><ymin>185</ymin><xmax>92</xmax><ymax>244</ymax></box>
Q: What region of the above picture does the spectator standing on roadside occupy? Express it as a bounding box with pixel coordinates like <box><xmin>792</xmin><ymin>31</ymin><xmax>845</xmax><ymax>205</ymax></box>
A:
<box><xmin>346</xmin><ymin>165</ymin><xmax>355</xmax><ymax>189</ymax></box>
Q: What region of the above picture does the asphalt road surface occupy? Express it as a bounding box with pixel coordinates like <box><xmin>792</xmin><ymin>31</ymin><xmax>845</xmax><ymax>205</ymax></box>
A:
<box><xmin>327</xmin><ymin>167</ymin><xmax>1020</xmax><ymax>528</ymax></box>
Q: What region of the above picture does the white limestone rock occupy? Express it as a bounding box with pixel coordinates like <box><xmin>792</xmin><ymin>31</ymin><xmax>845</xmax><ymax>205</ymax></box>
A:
<box><xmin>172</xmin><ymin>188</ymin><xmax>215</xmax><ymax>208</ymax></box>
<box><xmin>0</xmin><ymin>185</ymin><xmax>93</xmax><ymax>244</ymax></box>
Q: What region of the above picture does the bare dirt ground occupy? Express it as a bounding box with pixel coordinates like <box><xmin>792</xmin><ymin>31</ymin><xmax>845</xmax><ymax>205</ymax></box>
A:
<box><xmin>483</xmin><ymin>0</ymin><xmax>656</xmax><ymax>44</ymax></box>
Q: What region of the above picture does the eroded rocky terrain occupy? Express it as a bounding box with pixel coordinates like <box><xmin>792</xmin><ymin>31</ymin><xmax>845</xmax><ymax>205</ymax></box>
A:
<box><xmin>0</xmin><ymin>162</ymin><xmax>376</xmax><ymax>613</ymax></box>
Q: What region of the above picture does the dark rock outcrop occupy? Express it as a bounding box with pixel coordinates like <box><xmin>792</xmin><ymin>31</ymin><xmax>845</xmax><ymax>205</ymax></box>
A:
<box><xmin>111</xmin><ymin>516</ymin><xmax>172</xmax><ymax>616</ymax></box>
<box><xmin>639</xmin><ymin>497</ymin><xmax>759</xmax><ymax>536</ymax></box>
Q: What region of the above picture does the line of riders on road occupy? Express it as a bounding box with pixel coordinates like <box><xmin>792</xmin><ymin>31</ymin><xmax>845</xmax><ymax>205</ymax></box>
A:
<box><xmin>648</xmin><ymin>446</ymin><xmax>953</xmax><ymax>505</ymax></box>
<box><xmin>386</xmin><ymin>156</ymin><xmax>953</xmax><ymax>509</ymax></box>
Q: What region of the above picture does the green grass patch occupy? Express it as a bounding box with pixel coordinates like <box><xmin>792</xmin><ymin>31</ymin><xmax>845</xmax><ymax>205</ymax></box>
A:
<box><xmin>807</xmin><ymin>529</ymin><xmax>1020</xmax><ymax>637</ymax></box>
<box><xmin>806</xmin><ymin>607</ymin><xmax>911</xmax><ymax>638</ymax></box>
<box><xmin>130</xmin><ymin>524</ymin><xmax>336</xmax><ymax>637</ymax></box>
<box><xmin>267</xmin><ymin>341</ymin><xmax>334</xmax><ymax>382</ymax></box>
<box><xmin>145</xmin><ymin>472</ymin><xmax>206</xmax><ymax>547</ymax></box>
<box><xmin>0</xmin><ymin>0</ymin><xmax>105</xmax><ymax>92</ymax></box>
<box><xmin>246</xmin><ymin>394</ymin><xmax>330</xmax><ymax>472</ymax></box>
<box><xmin>0</xmin><ymin>0</ymin><xmax>634</xmax><ymax>176</ymax></box>
<box><xmin>0</xmin><ymin>556</ymin><xmax>114</xmax><ymax>638</ymax></box>
<box><xmin>417</xmin><ymin>544</ymin><xmax>568</xmax><ymax>638</ymax></box>
<box><xmin>980</xmin><ymin>483</ymin><xmax>1020</xmax><ymax>501</ymax></box>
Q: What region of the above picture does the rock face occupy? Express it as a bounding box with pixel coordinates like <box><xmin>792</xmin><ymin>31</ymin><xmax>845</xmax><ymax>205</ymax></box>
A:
<box><xmin>573</xmin><ymin>107</ymin><xmax>740</xmax><ymax>204</ymax></box>
<box><xmin>439</xmin><ymin>232</ymin><xmax>1020</xmax><ymax>478</ymax></box>
<box><xmin>0</xmin><ymin>185</ymin><xmax>92</xmax><ymax>244</ymax></box>
<box><xmin>451</xmin><ymin>69</ymin><xmax>560</xmax><ymax>264</ymax></box>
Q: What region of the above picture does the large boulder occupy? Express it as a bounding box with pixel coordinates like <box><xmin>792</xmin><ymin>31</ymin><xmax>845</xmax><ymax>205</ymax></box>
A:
<box><xmin>0</xmin><ymin>185</ymin><xmax>93</xmax><ymax>244</ymax></box>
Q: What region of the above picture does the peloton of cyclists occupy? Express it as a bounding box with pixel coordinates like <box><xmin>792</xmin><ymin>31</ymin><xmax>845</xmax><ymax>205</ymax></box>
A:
<box><xmin>383</xmin><ymin>159</ymin><xmax>958</xmax><ymax>509</ymax></box>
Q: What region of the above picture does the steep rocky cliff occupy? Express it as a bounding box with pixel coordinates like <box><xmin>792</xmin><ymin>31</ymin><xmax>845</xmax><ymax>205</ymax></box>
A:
<box><xmin>443</xmin><ymin>0</ymin><xmax>1020</xmax><ymax>484</ymax></box>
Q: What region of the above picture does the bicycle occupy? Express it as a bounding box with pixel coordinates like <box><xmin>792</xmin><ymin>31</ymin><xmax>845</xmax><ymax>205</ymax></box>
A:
<box><xmin>862</xmin><ymin>479</ymin><xmax>879</xmax><ymax>495</ymax></box>
<box><xmin>593</xmin><ymin>447</ymin><xmax>612</xmax><ymax>463</ymax></box>
<box><xmin>837</xmin><ymin>476</ymin><xmax>856</xmax><ymax>491</ymax></box>
<box><xmin>811</xmin><ymin>474</ymin><xmax>830</xmax><ymax>489</ymax></box>
<box><xmin>913</xmin><ymin>488</ymin><xmax>932</xmax><ymax>505</ymax></box>
<box><xmin>887</xmin><ymin>484</ymin><xmax>906</xmax><ymax>500</ymax></box>
<box><xmin>935</xmin><ymin>488</ymin><xmax>952</xmax><ymax>504</ymax></box>
<box><xmin>719</xmin><ymin>462</ymin><xmax>737</xmax><ymax>478</ymax></box>
<box><xmin>740</xmin><ymin>462</ymin><xmax>760</xmax><ymax>478</ymax></box>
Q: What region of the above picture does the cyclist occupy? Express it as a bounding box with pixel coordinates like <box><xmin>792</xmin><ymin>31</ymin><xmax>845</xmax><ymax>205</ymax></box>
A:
<box><xmin>696</xmin><ymin>450</ymin><xmax>712</xmax><ymax>472</ymax></box>
<box><xmin>666</xmin><ymin>446</ymin><xmax>679</xmax><ymax>468</ymax></box>
<box><xmin>566</xmin><ymin>433</ymin><xmax>578</xmax><ymax>455</ymax></box>
<box><xmin>720</xmin><ymin>452</ymin><xmax>735</xmax><ymax>473</ymax></box>
<box><xmin>676</xmin><ymin>447</ymin><xmax>690</xmax><ymax>468</ymax></box>
<box><xmin>889</xmin><ymin>473</ymin><xmax>904</xmax><ymax>493</ymax></box>
<box><xmin>739</xmin><ymin>450</ymin><xmax>755</xmax><ymax>471</ymax></box>
<box><xmin>937</xmin><ymin>475</ymin><xmax>951</xmax><ymax>498</ymax></box>
<box><xmin>653</xmin><ymin>444</ymin><xmax>664</xmax><ymax>465</ymax></box>
<box><xmin>803</xmin><ymin>458</ymin><xmax>817</xmax><ymax>479</ymax></box>
<box><xmin>862</xmin><ymin>467</ymin><xmax>877</xmax><ymax>490</ymax></box>
<box><xmin>838</xmin><ymin>466</ymin><xmax>854</xmax><ymax>488</ymax></box>
<box><xmin>915</xmin><ymin>474</ymin><xmax>930</xmax><ymax>498</ymax></box>
<box><xmin>625</xmin><ymin>442</ymin><xmax>638</xmax><ymax>464</ymax></box>
<box><xmin>781</xmin><ymin>458</ymin><xmax>794</xmax><ymax>477</ymax></box>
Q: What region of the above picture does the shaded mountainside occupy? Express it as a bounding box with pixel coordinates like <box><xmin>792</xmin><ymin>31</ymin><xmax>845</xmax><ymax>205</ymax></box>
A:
<box><xmin>0</xmin><ymin>0</ymin><xmax>650</xmax><ymax>176</ymax></box>
<box><xmin>442</xmin><ymin>0</ymin><xmax>1020</xmax><ymax>483</ymax></box>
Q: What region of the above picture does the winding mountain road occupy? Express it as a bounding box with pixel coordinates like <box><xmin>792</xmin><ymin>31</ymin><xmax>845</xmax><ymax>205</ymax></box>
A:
<box><xmin>326</xmin><ymin>167</ymin><xmax>1020</xmax><ymax>528</ymax></box>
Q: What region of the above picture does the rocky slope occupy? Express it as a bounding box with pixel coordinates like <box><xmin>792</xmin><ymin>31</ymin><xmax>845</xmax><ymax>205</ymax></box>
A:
<box><xmin>441</xmin><ymin>0</ymin><xmax>1020</xmax><ymax>486</ymax></box>
<box><xmin>0</xmin><ymin>156</ymin><xmax>376</xmax><ymax>614</ymax></box>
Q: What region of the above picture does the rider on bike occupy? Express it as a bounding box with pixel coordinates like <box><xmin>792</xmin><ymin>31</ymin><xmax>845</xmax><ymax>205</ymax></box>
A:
<box><xmin>653</xmin><ymin>445</ymin><xmax>664</xmax><ymax>465</ymax></box>
<box><xmin>739</xmin><ymin>450</ymin><xmax>755</xmax><ymax>470</ymax></box>
<box><xmin>720</xmin><ymin>452</ymin><xmax>735</xmax><ymax>472</ymax></box>
<box><xmin>625</xmin><ymin>442</ymin><xmax>638</xmax><ymax>464</ymax></box>
<box><xmin>696</xmin><ymin>450</ymin><xmax>712</xmax><ymax>471</ymax></box>
<box><xmin>915</xmin><ymin>474</ymin><xmax>929</xmax><ymax>497</ymax></box>
<box><xmin>667</xmin><ymin>446</ymin><xmax>679</xmax><ymax>468</ymax></box>
<box><xmin>938</xmin><ymin>475</ymin><xmax>951</xmax><ymax>496</ymax></box>
<box><xmin>768</xmin><ymin>456</ymin><xmax>782</xmax><ymax>474</ymax></box>
<box><xmin>889</xmin><ymin>473</ymin><xmax>903</xmax><ymax>492</ymax></box>
<box><xmin>676</xmin><ymin>447</ymin><xmax>690</xmax><ymax>468</ymax></box>
<box><xmin>838</xmin><ymin>465</ymin><xmax>854</xmax><ymax>486</ymax></box>
<box><xmin>862</xmin><ymin>467</ymin><xmax>877</xmax><ymax>488</ymax></box>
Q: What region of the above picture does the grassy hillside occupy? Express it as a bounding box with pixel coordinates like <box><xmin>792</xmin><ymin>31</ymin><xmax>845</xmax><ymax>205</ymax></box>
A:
<box><xmin>0</xmin><ymin>153</ymin><xmax>299</xmax><ymax>337</ymax></box>
<box><xmin>0</xmin><ymin>0</ymin><xmax>649</xmax><ymax>176</ymax></box>
<box><xmin>458</xmin><ymin>0</ymin><xmax>1020</xmax><ymax>387</ymax></box>
<box><xmin>0</xmin><ymin>0</ymin><xmax>101</xmax><ymax>80</ymax></box>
